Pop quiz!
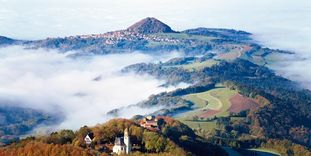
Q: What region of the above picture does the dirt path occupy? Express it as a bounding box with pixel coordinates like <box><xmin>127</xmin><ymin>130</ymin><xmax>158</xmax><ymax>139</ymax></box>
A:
<box><xmin>197</xmin><ymin>92</ymin><xmax>223</xmax><ymax>110</ymax></box>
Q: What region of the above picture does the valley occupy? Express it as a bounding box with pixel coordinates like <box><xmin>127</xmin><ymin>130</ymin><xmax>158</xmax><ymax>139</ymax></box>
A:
<box><xmin>0</xmin><ymin>17</ymin><xmax>310</xmax><ymax>156</ymax></box>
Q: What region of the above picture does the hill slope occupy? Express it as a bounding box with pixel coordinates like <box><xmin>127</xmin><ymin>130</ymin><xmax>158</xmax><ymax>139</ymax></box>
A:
<box><xmin>0</xmin><ymin>117</ymin><xmax>227</xmax><ymax>156</ymax></box>
<box><xmin>0</xmin><ymin>36</ymin><xmax>16</xmax><ymax>45</ymax></box>
<box><xmin>127</xmin><ymin>17</ymin><xmax>176</xmax><ymax>34</ymax></box>
<box><xmin>122</xmin><ymin>58</ymin><xmax>311</xmax><ymax>152</ymax></box>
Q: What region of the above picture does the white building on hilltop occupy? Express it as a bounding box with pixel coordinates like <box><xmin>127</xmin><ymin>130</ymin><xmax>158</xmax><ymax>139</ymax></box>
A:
<box><xmin>112</xmin><ymin>128</ymin><xmax>131</xmax><ymax>155</ymax></box>
<box><xmin>84</xmin><ymin>132</ymin><xmax>94</xmax><ymax>145</ymax></box>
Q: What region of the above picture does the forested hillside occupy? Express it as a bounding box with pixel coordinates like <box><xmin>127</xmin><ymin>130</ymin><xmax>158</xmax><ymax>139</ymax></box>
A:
<box><xmin>0</xmin><ymin>106</ymin><xmax>57</xmax><ymax>137</ymax></box>
<box><xmin>123</xmin><ymin>58</ymin><xmax>311</xmax><ymax>153</ymax></box>
<box><xmin>0</xmin><ymin>117</ymin><xmax>227</xmax><ymax>156</ymax></box>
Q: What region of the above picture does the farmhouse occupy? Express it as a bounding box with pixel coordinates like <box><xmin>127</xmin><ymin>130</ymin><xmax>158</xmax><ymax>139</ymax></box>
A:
<box><xmin>112</xmin><ymin>128</ymin><xmax>131</xmax><ymax>155</ymax></box>
<box><xmin>140</xmin><ymin>115</ymin><xmax>159</xmax><ymax>131</ymax></box>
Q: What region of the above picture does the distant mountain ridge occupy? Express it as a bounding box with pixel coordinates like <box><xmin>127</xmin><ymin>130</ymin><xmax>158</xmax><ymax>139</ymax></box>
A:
<box><xmin>0</xmin><ymin>18</ymin><xmax>292</xmax><ymax>66</ymax></box>
<box><xmin>0</xmin><ymin>17</ymin><xmax>256</xmax><ymax>56</ymax></box>
<box><xmin>0</xmin><ymin>36</ymin><xmax>16</xmax><ymax>45</ymax></box>
<box><xmin>127</xmin><ymin>17</ymin><xmax>176</xmax><ymax>34</ymax></box>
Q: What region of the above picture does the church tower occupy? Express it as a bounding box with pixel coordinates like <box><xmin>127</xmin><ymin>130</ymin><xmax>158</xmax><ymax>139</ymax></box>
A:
<box><xmin>124</xmin><ymin>128</ymin><xmax>131</xmax><ymax>154</ymax></box>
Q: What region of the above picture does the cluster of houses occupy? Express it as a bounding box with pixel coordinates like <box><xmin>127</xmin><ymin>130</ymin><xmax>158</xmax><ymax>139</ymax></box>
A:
<box><xmin>72</xmin><ymin>30</ymin><xmax>180</xmax><ymax>46</ymax></box>
<box><xmin>139</xmin><ymin>115</ymin><xmax>159</xmax><ymax>131</ymax></box>
<box><xmin>84</xmin><ymin>116</ymin><xmax>159</xmax><ymax>155</ymax></box>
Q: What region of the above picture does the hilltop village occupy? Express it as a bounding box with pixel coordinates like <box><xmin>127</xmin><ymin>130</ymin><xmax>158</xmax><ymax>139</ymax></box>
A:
<box><xmin>74</xmin><ymin>30</ymin><xmax>180</xmax><ymax>46</ymax></box>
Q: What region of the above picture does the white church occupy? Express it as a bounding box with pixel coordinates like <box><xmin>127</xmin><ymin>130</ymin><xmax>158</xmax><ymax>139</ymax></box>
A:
<box><xmin>112</xmin><ymin>128</ymin><xmax>132</xmax><ymax>155</ymax></box>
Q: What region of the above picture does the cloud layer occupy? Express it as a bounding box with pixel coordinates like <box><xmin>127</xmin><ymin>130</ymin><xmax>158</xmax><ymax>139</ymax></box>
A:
<box><xmin>270</xmin><ymin>55</ymin><xmax>311</xmax><ymax>90</ymax></box>
<box><xmin>0</xmin><ymin>46</ymin><xmax>186</xmax><ymax>130</ymax></box>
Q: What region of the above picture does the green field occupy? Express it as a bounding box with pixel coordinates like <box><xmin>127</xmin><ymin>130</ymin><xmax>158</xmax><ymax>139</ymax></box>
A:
<box><xmin>181</xmin><ymin>87</ymin><xmax>238</xmax><ymax>118</ymax></box>
<box><xmin>147</xmin><ymin>32</ymin><xmax>217</xmax><ymax>48</ymax></box>
<box><xmin>147</xmin><ymin>40</ymin><xmax>178</xmax><ymax>47</ymax></box>
<box><xmin>178</xmin><ymin>117</ymin><xmax>245</xmax><ymax>133</ymax></box>
<box><xmin>179</xmin><ymin>120</ymin><xmax>217</xmax><ymax>131</ymax></box>
<box><xmin>163</xmin><ymin>59</ymin><xmax>219</xmax><ymax>71</ymax></box>
<box><xmin>208</xmin><ymin>88</ymin><xmax>237</xmax><ymax>116</ymax></box>
<box><xmin>176</xmin><ymin>87</ymin><xmax>239</xmax><ymax>131</ymax></box>
<box><xmin>182</xmin><ymin>60</ymin><xmax>219</xmax><ymax>71</ymax></box>
<box><xmin>216</xmin><ymin>50</ymin><xmax>241</xmax><ymax>60</ymax></box>
<box><xmin>153</xmin><ymin>33</ymin><xmax>217</xmax><ymax>41</ymax></box>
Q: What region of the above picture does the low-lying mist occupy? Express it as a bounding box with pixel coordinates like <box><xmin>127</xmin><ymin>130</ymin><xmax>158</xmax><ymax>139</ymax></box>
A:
<box><xmin>253</xmin><ymin>29</ymin><xmax>311</xmax><ymax>91</ymax></box>
<box><xmin>269</xmin><ymin>54</ymin><xmax>311</xmax><ymax>91</ymax></box>
<box><xmin>0</xmin><ymin>46</ymin><xmax>187</xmax><ymax>131</ymax></box>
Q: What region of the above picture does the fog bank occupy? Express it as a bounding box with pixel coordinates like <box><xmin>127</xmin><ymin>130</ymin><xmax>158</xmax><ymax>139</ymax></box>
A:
<box><xmin>0</xmin><ymin>46</ymin><xmax>186</xmax><ymax>130</ymax></box>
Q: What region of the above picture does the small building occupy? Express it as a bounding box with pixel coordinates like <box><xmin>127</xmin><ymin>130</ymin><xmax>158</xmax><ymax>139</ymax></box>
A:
<box><xmin>140</xmin><ymin>116</ymin><xmax>159</xmax><ymax>131</ymax></box>
<box><xmin>112</xmin><ymin>128</ymin><xmax>131</xmax><ymax>155</ymax></box>
<box><xmin>84</xmin><ymin>132</ymin><xmax>94</xmax><ymax>145</ymax></box>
